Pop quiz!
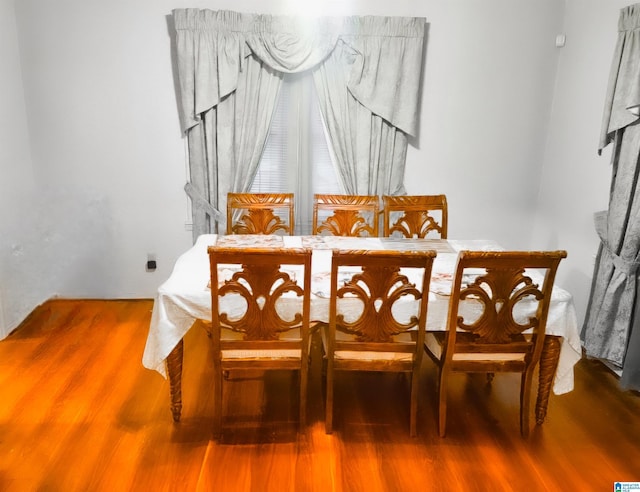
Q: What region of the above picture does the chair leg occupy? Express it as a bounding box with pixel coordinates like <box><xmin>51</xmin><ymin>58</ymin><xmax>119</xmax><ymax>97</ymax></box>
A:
<box><xmin>409</xmin><ymin>370</ymin><xmax>419</xmax><ymax>438</ymax></box>
<box><xmin>325</xmin><ymin>363</ymin><xmax>334</xmax><ymax>434</ymax></box>
<box><xmin>437</xmin><ymin>367</ymin><xmax>448</xmax><ymax>437</ymax></box>
<box><xmin>520</xmin><ymin>370</ymin><xmax>533</xmax><ymax>437</ymax></box>
<box><xmin>213</xmin><ymin>366</ymin><xmax>223</xmax><ymax>438</ymax></box>
<box><xmin>299</xmin><ymin>362</ymin><xmax>308</xmax><ymax>431</ymax></box>
<box><xmin>320</xmin><ymin>356</ymin><xmax>327</xmax><ymax>407</ymax></box>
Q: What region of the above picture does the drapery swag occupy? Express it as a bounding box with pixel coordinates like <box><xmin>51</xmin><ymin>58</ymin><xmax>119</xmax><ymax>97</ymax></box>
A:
<box><xmin>172</xmin><ymin>9</ymin><xmax>426</xmax><ymax>236</ymax></box>
<box><xmin>582</xmin><ymin>3</ymin><xmax>640</xmax><ymax>390</ymax></box>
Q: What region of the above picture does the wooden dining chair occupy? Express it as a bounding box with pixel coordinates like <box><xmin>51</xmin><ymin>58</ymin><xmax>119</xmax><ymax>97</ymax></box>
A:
<box><xmin>382</xmin><ymin>194</ymin><xmax>448</xmax><ymax>239</ymax></box>
<box><xmin>423</xmin><ymin>250</ymin><xmax>567</xmax><ymax>437</ymax></box>
<box><xmin>312</xmin><ymin>194</ymin><xmax>379</xmax><ymax>237</ymax></box>
<box><xmin>322</xmin><ymin>249</ymin><xmax>436</xmax><ymax>437</ymax></box>
<box><xmin>226</xmin><ymin>192</ymin><xmax>295</xmax><ymax>235</ymax></box>
<box><xmin>207</xmin><ymin>246</ymin><xmax>312</xmax><ymax>437</ymax></box>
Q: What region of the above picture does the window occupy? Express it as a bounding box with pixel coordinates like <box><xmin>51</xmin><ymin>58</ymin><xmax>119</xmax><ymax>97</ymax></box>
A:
<box><xmin>250</xmin><ymin>73</ymin><xmax>341</xmax><ymax>234</ymax></box>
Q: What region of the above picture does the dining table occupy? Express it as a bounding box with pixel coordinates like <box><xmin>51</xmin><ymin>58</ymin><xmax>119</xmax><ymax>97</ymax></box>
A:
<box><xmin>142</xmin><ymin>234</ymin><xmax>581</xmax><ymax>425</ymax></box>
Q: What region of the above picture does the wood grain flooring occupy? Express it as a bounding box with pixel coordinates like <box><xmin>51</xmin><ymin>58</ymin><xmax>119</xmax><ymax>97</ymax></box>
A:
<box><xmin>0</xmin><ymin>299</ymin><xmax>639</xmax><ymax>491</ymax></box>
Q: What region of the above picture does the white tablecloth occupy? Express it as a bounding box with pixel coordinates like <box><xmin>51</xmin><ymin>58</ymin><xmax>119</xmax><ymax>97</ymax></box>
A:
<box><xmin>142</xmin><ymin>234</ymin><xmax>581</xmax><ymax>395</ymax></box>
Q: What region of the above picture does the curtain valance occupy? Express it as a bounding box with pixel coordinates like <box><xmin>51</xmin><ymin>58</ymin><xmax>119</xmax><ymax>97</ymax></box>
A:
<box><xmin>173</xmin><ymin>9</ymin><xmax>426</xmax><ymax>137</ymax></box>
<box><xmin>173</xmin><ymin>9</ymin><xmax>427</xmax><ymax>240</ymax></box>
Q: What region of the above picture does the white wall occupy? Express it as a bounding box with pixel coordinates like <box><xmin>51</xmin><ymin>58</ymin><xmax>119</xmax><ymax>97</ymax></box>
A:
<box><xmin>6</xmin><ymin>0</ymin><xmax>613</xmax><ymax>334</ymax></box>
<box><xmin>409</xmin><ymin>0</ymin><xmax>563</xmax><ymax>246</ymax></box>
<box><xmin>15</xmin><ymin>0</ymin><xmax>194</xmax><ymax>301</ymax></box>
<box><xmin>533</xmin><ymin>0</ymin><xmax>630</xmax><ymax>325</ymax></box>
<box><xmin>0</xmin><ymin>0</ymin><xmax>36</xmax><ymax>337</ymax></box>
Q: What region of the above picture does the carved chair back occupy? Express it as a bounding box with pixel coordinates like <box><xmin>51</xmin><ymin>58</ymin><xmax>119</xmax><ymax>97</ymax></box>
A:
<box><xmin>382</xmin><ymin>194</ymin><xmax>448</xmax><ymax>239</ymax></box>
<box><xmin>312</xmin><ymin>194</ymin><xmax>379</xmax><ymax>237</ymax></box>
<box><xmin>227</xmin><ymin>192</ymin><xmax>295</xmax><ymax>235</ymax></box>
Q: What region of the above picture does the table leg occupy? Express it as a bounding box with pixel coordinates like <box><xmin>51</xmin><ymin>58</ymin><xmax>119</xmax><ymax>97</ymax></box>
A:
<box><xmin>166</xmin><ymin>339</ymin><xmax>184</xmax><ymax>422</ymax></box>
<box><xmin>535</xmin><ymin>335</ymin><xmax>561</xmax><ymax>425</ymax></box>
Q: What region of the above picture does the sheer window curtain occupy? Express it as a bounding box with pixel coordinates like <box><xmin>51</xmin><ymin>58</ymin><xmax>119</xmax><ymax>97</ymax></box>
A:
<box><xmin>251</xmin><ymin>74</ymin><xmax>342</xmax><ymax>234</ymax></box>
<box><xmin>172</xmin><ymin>9</ymin><xmax>426</xmax><ymax>237</ymax></box>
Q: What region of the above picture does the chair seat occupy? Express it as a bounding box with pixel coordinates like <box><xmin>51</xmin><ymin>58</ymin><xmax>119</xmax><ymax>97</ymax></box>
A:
<box><xmin>221</xmin><ymin>329</ymin><xmax>305</xmax><ymax>360</ymax></box>
<box><xmin>322</xmin><ymin>328</ymin><xmax>415</xmax><ymax>362</ymax></box>
<box><xmin>334</xmin><ymin>350</ymin><xmax>414</xmax><ymax>362</ymax></box>
<box><xmin>425</xmin><ymin>332</ymin><xmax>526</xmax><ymax>363</ymax></box>
<box><xmin>222</xmin><ymin>349</ymin><xmax>301</xmax><ymax>360</ymax></box>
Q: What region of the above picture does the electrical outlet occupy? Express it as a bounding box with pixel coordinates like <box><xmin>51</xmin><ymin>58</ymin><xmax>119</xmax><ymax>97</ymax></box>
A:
<box><xmin>146</xmin><ymin>253</ymin><xmax>157</xmax><ymax>272</ymax></box>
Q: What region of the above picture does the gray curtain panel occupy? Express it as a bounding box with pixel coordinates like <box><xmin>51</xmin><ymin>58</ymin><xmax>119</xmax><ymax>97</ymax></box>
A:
<box><xmin>172</xmin><ymin>9</ymin><xmax>426</xmax><ymax>237</ymax></box>
<box><xmin>313</xmin><ymin>39</ymin><xmax>410</xmax><ymax>195</ymax></box>
<box><xmin>582</xmin><ymin>3</ymin><xmax>640</xmax><ymax>390</ymax></box>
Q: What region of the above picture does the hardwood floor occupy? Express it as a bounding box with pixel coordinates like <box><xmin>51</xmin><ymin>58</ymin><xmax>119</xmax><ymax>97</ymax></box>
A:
<box><xmin>0</xmin><ymin>299</ymin><xmax>639</xmax><ymax>491</ymax></box>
